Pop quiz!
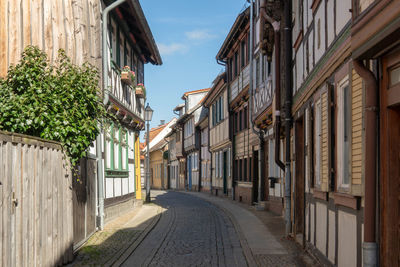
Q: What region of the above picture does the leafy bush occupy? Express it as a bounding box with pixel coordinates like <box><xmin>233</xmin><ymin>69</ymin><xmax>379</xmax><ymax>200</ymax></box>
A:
<box><xmin>0</xmin><ymin>46</ymin><xmax>110</xmax><ymax>166</ymax></box>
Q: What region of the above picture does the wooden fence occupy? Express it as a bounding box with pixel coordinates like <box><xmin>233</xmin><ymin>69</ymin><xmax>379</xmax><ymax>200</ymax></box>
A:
<box><xmin>0</xmin><ymin>131</ymin><xmax>74</xmax><ymax>267</ymax></box>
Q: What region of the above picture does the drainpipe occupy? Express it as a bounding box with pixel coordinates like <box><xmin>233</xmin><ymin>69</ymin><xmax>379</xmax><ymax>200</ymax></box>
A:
<box><xmin>353</xmin><ymin>60</ymin><xmax>378</xmax><ymax>267</ymax></box>
<box><xmin>96</xmin><ymin>0</ymin><xmax>127</xmax><ymax>230</ymax></box>
<box><xmin>284</xmin><ymin>0</ymin><xmax>293</xmax><ymax>236</ymax></box>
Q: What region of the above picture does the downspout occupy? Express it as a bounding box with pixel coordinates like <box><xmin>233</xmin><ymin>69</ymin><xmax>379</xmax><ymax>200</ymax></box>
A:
<box><xmin>284</xmin><ymin>0</ymin><xmax>293</xmax><ymax>236</ymax></box>
<box><xmin>353</xmin><ymin>60</ymin><xmax>378</xmax><ymax>267</ymax></box>
<box><xmin>96</xmin><ymin>0</ymin><xmax>127</xmax><ymax>230</ymax></box>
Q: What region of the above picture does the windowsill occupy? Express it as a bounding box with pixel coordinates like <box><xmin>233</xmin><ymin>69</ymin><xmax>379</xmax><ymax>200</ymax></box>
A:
<box><xmin>105</xmin><ymin>169</ymin><xmax>129</xmax><ymax>178</ymax></box>
<box><xmin>313</xmin><ymin>188</ymin><xmax>328</xmax><ymax>201</ymax></box>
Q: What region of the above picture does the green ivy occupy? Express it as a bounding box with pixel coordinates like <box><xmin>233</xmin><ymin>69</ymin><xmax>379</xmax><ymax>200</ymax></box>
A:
<box><xmin>0</xmin><ymin>46</ymin><xmax>112</xmax><ymax>167</ymax></box>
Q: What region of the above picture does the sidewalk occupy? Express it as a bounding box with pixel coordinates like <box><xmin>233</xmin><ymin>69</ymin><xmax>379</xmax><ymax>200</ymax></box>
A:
<box><xmin>185</xmin><ymin>192</ymin><xmax>321</xmax><ymax>267</ymax></box>
<box><xmin>69</xmin><ymin>203</ymin><xmax>163</xmax><ymax>267</ymax></box>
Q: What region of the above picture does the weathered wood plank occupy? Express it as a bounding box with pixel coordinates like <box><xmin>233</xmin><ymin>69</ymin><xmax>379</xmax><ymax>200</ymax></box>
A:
<box><xmin>47</xmin><ymin>147</ymin><xmax>54</xmax><ymax>266</ymax></box>
<box><xmin>0</xmin><ymin>142</ymin><xmax>3</xmax><ymax>267</ymax></box>
<box><xmin>22</xmin><ymin>0</ymin><xmax>31</xmax><ymax>48</ymax></box>
<box><xmin>30</xmin><ymin>0</ymin><xmax>44</xmax><ymax>49</ymax></box>
<box><xmin>9</xmin><ymin>0</ymin><xmax>22</xmax><ymax>66</ymax></box>
<box><xmin>22</xmin><ymin>144</ymin><xmax>29</xmax><ymax>267</ymax></box>
<box><xmin>43</xmin><ymin>1</ymin><xmax>53</xmax><ymax>63</ymax></box>
<box><xmin>2</xmin><ymin>142</ymin><xmax>12</xmax><ymax>267</ymax></box>
<box><xmin>72</xmin><ymin>0</ymin><xmax>83</xmax><ymax>65</ymax></box>
<box><xmin>63</xmin><ymin>0</ymin><xmax>75</xmax><ymax>60</ymax></box>
<box><xmin>0</xmin><ymin>0</ymin><xmax>9</xmax><ymax>77</ymax></box>
<box><xmin>36</xmin><ymin>146</ymin><xmax>43</xmax><ymax>267</ymax></box>
<box><xmin>13</xmin><ymin>143</ymin><xmax>21</xmax><ymax>267</ymax></box>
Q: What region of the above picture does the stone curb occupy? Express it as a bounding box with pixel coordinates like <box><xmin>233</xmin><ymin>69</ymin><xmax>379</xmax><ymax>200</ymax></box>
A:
<box><xmin>108</xmin><ymin>204</ymin><xmax>163</xmax><ymax>267</ymax></box>
<box><xmin>182</xmin><ymin>191</ymin><xmax>258</xmax><ymax>267</ymax></box>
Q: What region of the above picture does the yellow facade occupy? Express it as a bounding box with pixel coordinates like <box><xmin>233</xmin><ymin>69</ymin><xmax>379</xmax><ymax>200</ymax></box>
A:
<box><xmin>135</xmin><ymin>133</ymin><xmax>142</xmax><ymax>200</ymax></box>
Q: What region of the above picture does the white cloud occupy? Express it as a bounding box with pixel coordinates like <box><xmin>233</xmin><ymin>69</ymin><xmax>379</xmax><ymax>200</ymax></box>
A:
<box><xmin>157</xmin><ymin>43</ymin><xmax>188</xmax><ymax>56</ymax></box>
<box><xmin>185</xmin><ymin>29</ymin><xmax>217</xmax><ymax>41</ymax></box>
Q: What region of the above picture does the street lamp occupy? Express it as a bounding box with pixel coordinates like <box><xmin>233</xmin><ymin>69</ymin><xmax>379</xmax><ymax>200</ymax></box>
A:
<box><xmin>145</xmin><ymin>103</ymin><xmax>154</xmax><ymax>203</ymax></box>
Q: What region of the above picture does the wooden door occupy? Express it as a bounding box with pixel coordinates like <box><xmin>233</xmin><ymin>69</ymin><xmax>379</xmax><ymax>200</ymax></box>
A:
<box><xmin>381</xmin><ymin>49</ymin><xmax>400</xmax><ymax>266</ymax></box>
<box><xmin>295</xmin><ymin>116</ymin><xmax>305</xmax><ymax>244</ymax></box>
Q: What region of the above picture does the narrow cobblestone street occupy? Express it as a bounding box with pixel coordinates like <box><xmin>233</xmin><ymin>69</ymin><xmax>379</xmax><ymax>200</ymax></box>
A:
<box><xmin>122</xmin><ymin>191</ymin><xmax>248</xmax><ymax>267</ymax></box>
<box><xmin>119</xmin><ymin>191</ymin><xmax>313</xmax><ymax>267</ymax></box>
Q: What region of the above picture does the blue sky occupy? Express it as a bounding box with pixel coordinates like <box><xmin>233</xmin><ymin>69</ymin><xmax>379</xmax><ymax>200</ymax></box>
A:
<box><xmin>140</xmin><ymin>0</ymin><xmax>249</xmax><ymax>130</ymax></box>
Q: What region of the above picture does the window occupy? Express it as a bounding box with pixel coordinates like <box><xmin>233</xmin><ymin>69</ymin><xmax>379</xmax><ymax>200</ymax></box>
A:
<box><xmin>244</xmin><ymin>106</ymin><xmax>248</xmax><ymax>129</ymax></box>
<box><xmin>337</xmin><ymin>78</ymin><xmax>351</xmax><ymax>188</ymax></box>
<box><xmin>234</xmin><ymin>51</ymin><xmax>239</xmax><ymax>78</ymax></box>
<box><xmin>247</xmin><ymin>33</ymin><xmax>251</xmax><ymax>65</ymax></box>
<box><xmin>212</xmin><ymin>96</ymin><xmax>224</xmax><ymax>126</ymax></box>
<box><xmin>244</xmin><ymin>158</ymin><xmax>247</xmax><ymax>181</ymax></box>
<box><xmin>256</xmin><ymin>56</ymin><xmax>260</xmax><ymax>86</ymax></box>
<box><xmin>239</xmin><ymin>159</ymin><xmax>243</xmax><ymax>181</ymax></box>
<box><xmin>105</xmin><ymin>124</ymin><xmax>129</xmax><ymax>174</ymax></box>
<box><xmin>241</xmin><ymin>40</ymin><xmax>246</xmax><ymax>68</ymax></box>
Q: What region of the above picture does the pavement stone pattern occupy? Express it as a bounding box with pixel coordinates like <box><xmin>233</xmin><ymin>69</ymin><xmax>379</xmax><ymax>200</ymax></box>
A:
<box><xmin>69</xmin><ymin>204</ymin><xmax>161</xmax><ymax>267</ymax></box>
<box><xmin>122</xmin><ymin>191</ymin><xmax>248</xmax><ymax>267</ymax></box>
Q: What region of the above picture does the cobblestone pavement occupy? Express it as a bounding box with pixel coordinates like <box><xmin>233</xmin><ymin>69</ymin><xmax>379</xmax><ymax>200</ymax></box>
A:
<box><xmin>69</xmin><ymin>203</ymin><xmax>161</xmax><ymax>267</ymax></box>
<box><xmin>122</xmin><ymin>191</ymin><xmax>248</xmax><ymax>267</ymax></box>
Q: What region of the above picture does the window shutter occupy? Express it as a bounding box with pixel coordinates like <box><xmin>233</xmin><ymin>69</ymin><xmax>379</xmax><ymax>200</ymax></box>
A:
<box><xmin>321</xmin><ymin>91</ymin><xmax>329</xmax><ymax>192</ymax></box>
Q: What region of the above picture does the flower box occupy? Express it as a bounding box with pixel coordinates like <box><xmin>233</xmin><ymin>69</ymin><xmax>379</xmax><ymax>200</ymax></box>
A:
<box><xmin>120</xmin><ymin>66</ymin><xmax>135</xmax><ymax>86</ymax></box>
<box><xmin>135</xmin><ymin>84</ymin><xmax>146</xmax><ymax>98</ymax></box>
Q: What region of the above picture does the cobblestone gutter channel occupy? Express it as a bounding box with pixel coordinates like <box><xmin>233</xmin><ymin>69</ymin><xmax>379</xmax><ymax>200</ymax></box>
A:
<box><xmin>69</xmin><ymin>203</ymin><xmax>163</xmax><ymax>267</ymax></box>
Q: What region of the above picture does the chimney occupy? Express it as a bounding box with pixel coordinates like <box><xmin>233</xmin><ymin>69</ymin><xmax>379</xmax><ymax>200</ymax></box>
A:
<box><xmin>160</xmin><ymin>120</ymin><xmax>165</xmax><ymax>126</ymax></box>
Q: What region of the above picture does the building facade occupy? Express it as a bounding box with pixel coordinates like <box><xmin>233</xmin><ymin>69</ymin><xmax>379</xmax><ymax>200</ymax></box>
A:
<box><xmin>203</xmin><ymin>73</ymin><xmax>232</xmax><ymax>196</ymax></box>
<box><xmin>217</xmin><ymin>7</ymin><xmax>260</xmax><ymax>205</ymax></box>
<box><xmin>0</xmin><ymin>0</ymin><xmax>162</xmax><ymax>227</ymax></box>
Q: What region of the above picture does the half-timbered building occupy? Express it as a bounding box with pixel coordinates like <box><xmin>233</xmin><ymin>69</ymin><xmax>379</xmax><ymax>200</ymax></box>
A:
<box><xmin>290</xmin><ymin>0</ymin><xmax>362</xmax><ymax>265</ymax></box>
<box><xmin>252</xmin><ymin>0</ymin><xmax>285</xmax><ymax>215</ymax></box>
<box><xmin>351</xmin><ymin>0</ymin><xmax>400</xmax><ymax>265</ymax></box>
<box><xmin>0</xmin><ymin>0</ymin><xmax>162</xmax><ymax>230</ymax></box>
<box><xmin>203</xmin><ymin>73</ymin><xmax>232</xmax><ymax>196</ymax></box>
<box><xmin>217</xmin><ymin>7</ymin><xmax>260</xmax><ymax>205</ymax></box>
<box><xmin>176</xmin><ymin>89</ymin><xmax>210</xmax><ymax>191</ymax></box>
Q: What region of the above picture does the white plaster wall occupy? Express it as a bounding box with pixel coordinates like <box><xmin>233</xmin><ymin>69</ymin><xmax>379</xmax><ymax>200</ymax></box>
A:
<box><xmin>336</xmin><ymin>0</ymin><xmax>351</xmax><ymax>36</ymax></box>
<box><xmin>328</xmin><ymin>210</ymin><xmax>336</xmax><ymax>264</ymax></box>
<box><xmin>310</xmin><ymin>203</ymin><xmax>315</xmax><ymax>245</ymax></box>
<box><xmin>129</xmin><ymin>163</ymin><xmax>135</xmax><ymax>193</ymax></box>
<box><xmin>128</xmin><ymin>131</ymin><xmax>134</xmax><ymax>159</ymax></box>
<box><xmin>327</xmin><ymin>0</ymin><xmax>335</xmax><ymax>47</ymax></box>
<box><xmin>114</xmin><ymin>178</ymin><xmax>122</xmax><ymax>197</ymax></box>
<box><xmin>315</xmin><ymin>1</ymin><xmax>326</xmax><ymax>63</ymax></box>
<box><xmin>338</xmin><ymin>210</ymin><xmax>357</xmax><ymax>267</ymax></box>
<box><xmin>316</xmin><ymin>202</ymin><xmax>327</xmax><ymax>255</ymax></box>
<box><xmin>122</xmin><ymin>177</ymin><xmax>129</xmax><ymax>195</ymax></box>
<box><xmin>106</xmin><ymin>178</ymin><xmax>114</xmax><ymax>198</ymax></box>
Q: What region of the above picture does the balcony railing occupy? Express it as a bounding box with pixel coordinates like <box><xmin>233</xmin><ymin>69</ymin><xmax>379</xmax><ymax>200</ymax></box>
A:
<box><xmin>108</xmin><ymin>67</ymin><xmax>144</xmax><ymax>121</ymax></box>
<box><xmin>253</xmin><ymin>75</ymin><xmax>273</xmax><ymax>118</ymax></box>
<box><xmin>230</xmin><ymin>64</ymin><xmax>250</xmax><ymax>101</ymax></box>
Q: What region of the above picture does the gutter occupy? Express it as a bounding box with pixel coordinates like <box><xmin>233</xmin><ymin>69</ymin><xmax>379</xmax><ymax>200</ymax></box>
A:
<box><xmin>96</xmin><ymin>0</ymin><xmax>127</xmax><ymax>230</ymax></box>
<box><xmin>353</xmin><ymin>59</ymin><xmax>378</xmax><ymax>267</ymax></box>
<box><xmin>283</xmin><ymin>0</ymin><xmax>293</xmax><ymax>236</ymax></box>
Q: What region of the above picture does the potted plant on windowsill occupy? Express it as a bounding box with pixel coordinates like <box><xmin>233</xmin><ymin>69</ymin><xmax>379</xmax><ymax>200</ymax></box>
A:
<box><xmin>121</xmin><ymin>66</ymin><xmax>135</xmax><ymax>85</ymax></box>
<box><xmin>135</xmin><ymin>83</ymin><xmax>146</xmax><ymax>98</ymax></box>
